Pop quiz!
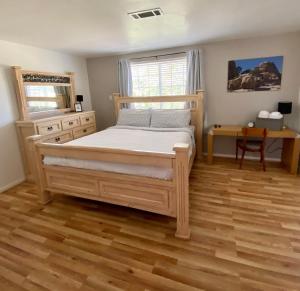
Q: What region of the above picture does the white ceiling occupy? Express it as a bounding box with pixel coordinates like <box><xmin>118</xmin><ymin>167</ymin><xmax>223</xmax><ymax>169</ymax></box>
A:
<box><xmin>0</xmin><ymin>0</ymin><xmax>300</xmax><ymax>57</ymax></box>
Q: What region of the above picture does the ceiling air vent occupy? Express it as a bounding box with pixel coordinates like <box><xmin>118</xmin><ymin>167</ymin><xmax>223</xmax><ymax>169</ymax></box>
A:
<box><xmin>128</xmin><ymin>8</ymin><xmax>163</xmax><ymax>20</ymax></box>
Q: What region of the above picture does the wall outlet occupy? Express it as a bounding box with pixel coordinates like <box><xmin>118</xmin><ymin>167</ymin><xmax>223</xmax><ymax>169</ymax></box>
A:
<box><xmin>108</xmin><ymin>95</ymin><xmax>113</xmax><ymax>101</ymax></box>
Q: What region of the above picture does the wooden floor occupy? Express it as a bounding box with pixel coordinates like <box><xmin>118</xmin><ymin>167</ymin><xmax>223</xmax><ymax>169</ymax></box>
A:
<box><xmin>1</xmin><ymin>158</ymin><xmax>300</xmax><ymax>290</ymax></box>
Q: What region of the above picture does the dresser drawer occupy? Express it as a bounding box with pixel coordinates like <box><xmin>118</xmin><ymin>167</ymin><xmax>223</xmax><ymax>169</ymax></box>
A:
<box><xmin>43</xmin><ymin>131</ymin><xmax>73</xmax><ymax>144</ymax></box>
<box><xmin>37</xmin><ymin>120</ymin><xmax>62</xmax><ymax>135</ymax></box>
<box><xmin>73</xmin><ymin>125</ymin><xmax>96</xmax><ymax>139</ymax></box>
<box><xmin>80</xmin><ymin>113</ymin><xmax>95</xmax><ymax>126</ymax></box>
<box><xmin>62</xmin><ymin>116</ymin><xmax>81</xmax><ymax>130</ymax></box>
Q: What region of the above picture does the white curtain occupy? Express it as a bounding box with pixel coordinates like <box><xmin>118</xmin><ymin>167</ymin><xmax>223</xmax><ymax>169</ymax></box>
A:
<box><xmin>186</xmin><ymin>49</ymin><xmax>204</xmax><ymax>94</ymax></box>
<box><xmin>118</xmin><ymin>59</ymin><xmax>133</xmax><ymax>96</ymax></box>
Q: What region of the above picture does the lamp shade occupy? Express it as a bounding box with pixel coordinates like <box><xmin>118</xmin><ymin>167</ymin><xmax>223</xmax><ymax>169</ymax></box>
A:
<box><xmin>76</xmin><ymin>95</ymin><xmax>83</xmax><ymax>102</ymax></box>
<box><xmin>278</xmin><ymin>101</ymin><xmax>292</xmax><ymax>114</ymax></box>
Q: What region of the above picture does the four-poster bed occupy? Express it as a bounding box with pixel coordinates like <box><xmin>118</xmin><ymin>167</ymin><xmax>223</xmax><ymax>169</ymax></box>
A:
<box><xmin>29</xmin><ymin>91</ymin><xmax>204</xmax><ymax>239</ymax></box>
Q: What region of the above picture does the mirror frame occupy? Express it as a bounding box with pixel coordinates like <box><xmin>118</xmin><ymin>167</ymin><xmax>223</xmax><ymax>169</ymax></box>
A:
<box><xmin>12</xmin><ymin>66</ymin><xmax>76</xmax><ymax>120</ymax></box>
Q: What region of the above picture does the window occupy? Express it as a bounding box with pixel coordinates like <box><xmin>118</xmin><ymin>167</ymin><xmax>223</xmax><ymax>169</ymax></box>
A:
<box><xmin>131</xmin><ymin>56</ymin><xmax>187</xmax><ymax>109</ymax></box>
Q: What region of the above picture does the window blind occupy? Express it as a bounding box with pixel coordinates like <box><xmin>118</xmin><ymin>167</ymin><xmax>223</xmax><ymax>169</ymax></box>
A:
<box><xmin>130</xmin><ymin>55</ymin><xmax>187</xmax><ymax>109</ymax></box>
<box><xmin>131</xmin><ymin>56</ymin><xmax>187</xmax><ymax>96</ymax></box>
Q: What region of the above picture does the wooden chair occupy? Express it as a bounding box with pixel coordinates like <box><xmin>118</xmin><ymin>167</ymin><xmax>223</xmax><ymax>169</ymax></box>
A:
<box><xmin>236</xmin><ymin>127</ymin><xmax>268</xmax><ymax>171</ymax></box>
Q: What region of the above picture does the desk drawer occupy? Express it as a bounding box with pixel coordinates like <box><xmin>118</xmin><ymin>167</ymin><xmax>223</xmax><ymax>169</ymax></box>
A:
<box><xmin>62</xmin><ymin>116</ymin><xmax>81</xmax><ymax>130</ymax></box>
<box><xmin>73</xmin><ymin>125</ymin><xmax>96</xmax><ymax>139</ymax></box>
<box><xmin>80</xmin><ymin>113</ymin><xmax>95</xmax><ymax>126</ymax></box>
<box><xmin>43</xmin><ymin>131</ymin><xmax>73</xmax><ymax>144</ymax></box>
<box><xmin>37</xmin><ymin>120</ymin><xmax>62</xmax><ymax>135</ymax></box>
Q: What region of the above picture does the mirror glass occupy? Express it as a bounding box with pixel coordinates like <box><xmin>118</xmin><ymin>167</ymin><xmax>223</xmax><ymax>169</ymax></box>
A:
<box><xmin>25</xmin><ymin>85</ymin><xmax>71</xmax><ymax>113</ymax></box>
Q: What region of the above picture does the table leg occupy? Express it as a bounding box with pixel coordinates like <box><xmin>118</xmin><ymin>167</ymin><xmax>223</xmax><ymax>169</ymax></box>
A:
<box><xmin>207</xmin><ymin>132</ymin><xmax>214</xmax><ymax>164</ymax></box>
<box><xmin>281</xmin><ymin>138</ymin><xmax>300</xmax><ymax>175</ymax></box>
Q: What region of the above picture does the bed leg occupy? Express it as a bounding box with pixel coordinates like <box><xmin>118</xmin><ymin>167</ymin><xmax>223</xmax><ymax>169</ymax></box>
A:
<box><xmin>173</xmin><ymin>143</ymin><xmax>191</xmax><ymax>240</ymax></box>
<box><xmin>39</xmin><ymin>190</ymin><xmax>52</xmax><ymax>205</ymax></box>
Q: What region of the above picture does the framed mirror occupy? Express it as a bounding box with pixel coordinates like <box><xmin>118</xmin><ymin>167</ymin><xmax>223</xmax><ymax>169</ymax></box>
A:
<box><xmin>12</xmin><ymin>67</ymin><xmax>76</xmax><ymax>120</ymax></box>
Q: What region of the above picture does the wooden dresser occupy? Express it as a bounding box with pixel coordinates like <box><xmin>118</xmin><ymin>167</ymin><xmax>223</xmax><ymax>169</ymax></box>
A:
<box><xmin>11</xmin><ymin>66</ymin><xmax>97</xmax><ymax>182</ymax></box>
<box><xmin>16</xmin><ymin>111</ymin><xmax>96</xmax><ymax>181</ymax></box>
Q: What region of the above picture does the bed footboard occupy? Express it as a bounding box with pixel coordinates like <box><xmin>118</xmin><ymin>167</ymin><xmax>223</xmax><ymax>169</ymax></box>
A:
<box><xmin>29</xmin><ymin>137</ymin><xmax>191</xmax><ymax>239</ymax></box>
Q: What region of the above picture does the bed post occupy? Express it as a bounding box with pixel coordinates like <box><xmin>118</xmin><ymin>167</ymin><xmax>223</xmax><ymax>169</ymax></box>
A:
<box><xmin>173</xmin><ymin>143</ymin><xmax>191</xmax><ymax>239</ymax></box>
<box><xmin>113</xmin><ymin>93</ymin><xmax>121</xmax><ymax>123</ymax></box>
<box><xmin>195</xmin><ymin>90</ymin><xmax>204</xmax><ymax>159</ymax></box>
<box><xmin>27</xmin><ymin>137</ymin><xmax>52</xmax><ymax>204</ymax></box>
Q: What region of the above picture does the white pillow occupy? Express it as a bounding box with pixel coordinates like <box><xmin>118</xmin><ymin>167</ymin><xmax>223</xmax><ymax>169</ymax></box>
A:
<box><xmin>117</xmin><ymin>109</ymin><xmax>151</xmax><ymax>127</ymax></box>
<box><xmin>150</xmin><ymin>109</ymin><xmax>191</xmax><ymax>128</ymax></box>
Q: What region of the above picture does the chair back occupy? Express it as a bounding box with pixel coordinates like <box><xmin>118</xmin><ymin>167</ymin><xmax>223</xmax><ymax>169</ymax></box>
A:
<box><xmin>242</xmin><ymin>127</ymin><xmax>268</xmax><ymax>138</ymax></box>
<box><xmin>242</xmin><ymin>127</ymin><xmax>268</xmax><ymax>145</ymax></box>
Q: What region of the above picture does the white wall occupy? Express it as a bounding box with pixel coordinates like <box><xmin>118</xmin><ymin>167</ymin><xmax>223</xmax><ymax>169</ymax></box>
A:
<box><xmin>87</xmin><ymin>31</ymin><xmax>300</xmax><ymax>158</ymax></box>
<box><xmin>0</xmin><ymin>40</ymin><xmax>92</xmax><ymax>192</ymax></box>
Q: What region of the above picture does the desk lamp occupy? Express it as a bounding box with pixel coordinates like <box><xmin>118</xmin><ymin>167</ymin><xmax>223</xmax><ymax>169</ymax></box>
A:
<box><xmin>75</xmin><ymin>95</ymin><xmax>83</xmax><ymax>112</ymax></box>
<box><xmin>278</xmin><ymin>101</ymin><xmax>292</xmax><ymax>129</ymax></box>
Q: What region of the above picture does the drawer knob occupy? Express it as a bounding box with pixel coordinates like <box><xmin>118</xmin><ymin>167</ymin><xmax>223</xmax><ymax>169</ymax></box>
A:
<box><xmin>83</xmin><ymin>129</ymin><xmax>87</xmax><ymax>133</ymax></box>
<box><xmin>47</xmin><ymin>126</ymin><xmax>53</xmax><ymax>131</ymax></box>
<box><xmin>86</xmin><ymin>118</ymin><xmax>90</xmax><ymax>122</ymax></box>
<box><xmin>55</xmin><ymin>137</ymin><xmax>61</xmax><ymax>142</ymax></box>
<box><xmin>69</xmin><ymin>121</ymin><xmax>73</xmax><ymax>125</ymax></box>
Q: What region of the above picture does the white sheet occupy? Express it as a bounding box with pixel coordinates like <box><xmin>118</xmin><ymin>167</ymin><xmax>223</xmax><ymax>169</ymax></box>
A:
<box><xmin>43</xmin><ymin>126</ymin><xmax>194</xmax><ymax>180</ymax></box>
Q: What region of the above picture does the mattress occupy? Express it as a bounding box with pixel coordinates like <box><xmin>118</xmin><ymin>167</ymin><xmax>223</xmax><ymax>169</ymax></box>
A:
<box><xmin>43</xmin><ymin>126</ymin><xmax>194</xmax><ymax>180</ymax></box>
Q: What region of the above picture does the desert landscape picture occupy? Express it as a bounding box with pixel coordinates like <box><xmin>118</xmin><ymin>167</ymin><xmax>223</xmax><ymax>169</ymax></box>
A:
<box><xmin>227</xmin><ymin>56</ymin><xmax>283</xmax><ymax>92</ymax></box>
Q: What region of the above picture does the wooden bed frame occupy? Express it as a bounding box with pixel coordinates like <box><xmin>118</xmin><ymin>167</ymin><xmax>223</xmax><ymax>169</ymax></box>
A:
<box><xmin>29</xmin><ymin>91</ymin><xmax>204</xmax><ymax>239</ymax></box>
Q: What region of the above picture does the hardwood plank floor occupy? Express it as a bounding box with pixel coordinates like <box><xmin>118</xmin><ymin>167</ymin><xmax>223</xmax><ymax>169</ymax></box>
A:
<box><xmin>1</xmin><ymin>158</ymin><xmax>300</xmax><ymax>290</ymax></box>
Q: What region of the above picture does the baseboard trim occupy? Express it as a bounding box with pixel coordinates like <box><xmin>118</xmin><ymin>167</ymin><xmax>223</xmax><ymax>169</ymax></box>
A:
<box><xmin>0</xmin><ymin>177</ymin><xmax>26</xmax><ymax>193</ymax></box>
<box><xmin>203</xmin><ymin>152</ymin><xmax>281</xmax><ymax>162</ymax></box>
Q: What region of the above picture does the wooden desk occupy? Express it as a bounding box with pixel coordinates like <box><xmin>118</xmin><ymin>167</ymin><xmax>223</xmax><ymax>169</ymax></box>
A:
<box><xmin>207</xmin><ymin>125</ymin><xmax>300</xmax><ymax>174</ymax></box>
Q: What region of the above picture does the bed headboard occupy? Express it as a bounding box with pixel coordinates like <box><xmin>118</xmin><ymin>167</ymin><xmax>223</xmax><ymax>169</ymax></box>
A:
<box><xmin>113</xmin><ymin>91</ymin><xmax>204</xmax><ymax>158</ymax></box>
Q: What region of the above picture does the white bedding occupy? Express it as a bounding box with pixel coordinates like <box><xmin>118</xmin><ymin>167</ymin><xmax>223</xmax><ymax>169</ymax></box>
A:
<box><xmin>43</xmin><ymin>126</ymin><xmax>194</xmax><ymax>180</ymax></box>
